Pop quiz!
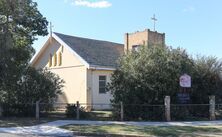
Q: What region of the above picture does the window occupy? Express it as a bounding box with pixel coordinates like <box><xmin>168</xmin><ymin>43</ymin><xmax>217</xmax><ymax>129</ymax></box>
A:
<box><xmin>61</xmin><ymin>45</ymin><xmax>64</xmax><ymax>53</ymax></box>
<box><xmin>58</xmin><ymin>52</ymin><xmax>62</xmax><ymax>66</ymax></box>
<box><xmin>132</xmin><ymin>45</ymin><xmax>140</xmax><ymax>52</ymax></box>
<box><xmin>48</xmin><ymin>54</ymin><xmax>52</xmax><ymax>67</ymax></box>
<box><xmin>99</xmin><ymin>76</ymin><xmax>107</xmax><ymax>94</ymax></box>
<box><xmin>54</xmin><ymin>53</ymin><xmax>57</xmax><ymax>66</ymax></box>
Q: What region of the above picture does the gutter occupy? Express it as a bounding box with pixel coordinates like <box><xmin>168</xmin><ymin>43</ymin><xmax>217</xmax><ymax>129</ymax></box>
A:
<box><xmin>89</xmin><ymin>66</ymin><xmax>116</xmax><ymax>71</ymax></box>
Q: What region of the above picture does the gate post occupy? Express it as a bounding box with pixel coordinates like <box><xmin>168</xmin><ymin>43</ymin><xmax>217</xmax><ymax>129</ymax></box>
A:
<box><xmin>0</xmin><ymin>105</ymin><xmax>2</xmax><ymax>117</ymax></box>
<box><xmin>36</xmin><ymin>100</ymin><xmax>40</xmax><ymax>120</ymax></box>
<box><xmin>120</xmin><ymin>101</ymin><xmax>124</xmax><ymax>121</ymax></box>
<box><xmin>164</xmin><ymin>96</ymin><xmax>171</xmax><ymax>121</ymax></box>
<box><xmin>76</xmin><ymin>101</ymin><xmax>80</xmax><ymax>120</ymax></box>
<box><xmin>209</xmin><ymin>95</ymin><xmax>215</xmax><ymax>120</ymax></box>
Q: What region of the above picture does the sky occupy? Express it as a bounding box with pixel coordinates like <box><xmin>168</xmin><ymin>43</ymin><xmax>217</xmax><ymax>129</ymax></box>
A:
<box><xmin>33</xmin><ymin>0</ymin><xmax>222</xmax><ymax>58</ymax></box>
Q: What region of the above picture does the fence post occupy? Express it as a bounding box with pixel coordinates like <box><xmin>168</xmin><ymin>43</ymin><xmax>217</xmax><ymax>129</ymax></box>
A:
<box><xmin>36</xmin><ymin>100</ymin><xmax>40</xmax><ymax>120</ymax></box>
<box><xmin>0</xmin><ymin>105</ymin><xmax>2</xmax><ymax>117</ymax></box>
<box><xmin>209</xmin><ymin>95</ymin><xmax>215</xmax><ymax>120</ymax></box>
<box><xmin>76</xmin><ymin>101</ymin><xmax>80</xmax><ymax>120</ymax></box>
<box><xmin>164</xmin><ymin>96</ymin><xmax>171</xmax><ymax>121</ymax></box>
<box><xmin>120</xmin><ymin>101</ymin><xmax>124</xmax><ymax>121</ymax></box>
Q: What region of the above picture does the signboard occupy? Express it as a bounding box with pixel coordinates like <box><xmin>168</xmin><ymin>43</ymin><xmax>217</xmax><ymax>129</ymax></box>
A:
<box><xmin>177</xmin><ymin>93</ymin><xmax>190</xmax><ymax>104</ymax></box>
<box><xmin>179</xmin><ymin>74</ymin><xmax>191</xmax><ymax>88</ymax></box>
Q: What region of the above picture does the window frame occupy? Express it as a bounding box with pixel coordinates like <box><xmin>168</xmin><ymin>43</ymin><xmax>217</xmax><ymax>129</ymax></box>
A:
<box><xmin>99</xmin><ymin>75</ymin><xmax>107</xmax><ymax>94</ymax></box>
<box><xmin>132</xmin><ymin>45</ymin><xmax>140</xmax><ymax>52</ymax></box>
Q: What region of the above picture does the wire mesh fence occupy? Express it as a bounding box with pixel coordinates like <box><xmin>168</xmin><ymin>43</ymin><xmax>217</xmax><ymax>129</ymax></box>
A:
<box><xmin>66</xmin><ymin>103</ymin><xmax>115</xmax><ymax>121</ymax></box>
<box><xmin>36</xmin><ymin>103</ymin><xmax>166</xmax><ymax>121</ymax></box>
<box><xmin>215</xmin><ymin>104</ymin><xmax>222</xmax><ymax>119</ymax></box>
<box><xmin>1</xmin><ymin>102</ymin><xmax>222</xmax><ymax>121</ymax></box>
<box><xmin>1</xmin><ymin>103</ymin><xmax>36</xmax><ymax>117</ymax></box>
<box><xmin>115</xmin><ymin>104</ymin><xmax>165</xmax><ymax>121</ymax></box>
<box><xmin>39</xmin><ymin>103</ymin><xmax>68</xmax><ymax>119</ymax></box>
<box><xmin>171</xmin><ymin>104</ymin><xmax>210</xmax><ymax>121</ymax></box>
<box><xmin>35</xmin><ymin>102</ymin><xmax>222</xmax><ymax>121</ymax></box>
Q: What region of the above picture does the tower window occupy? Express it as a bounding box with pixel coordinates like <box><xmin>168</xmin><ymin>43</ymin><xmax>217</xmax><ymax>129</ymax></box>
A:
<box><xmin>132</xmin><ymin>45</ymin><xmax>140</xmax><ymax>52</ymax></box>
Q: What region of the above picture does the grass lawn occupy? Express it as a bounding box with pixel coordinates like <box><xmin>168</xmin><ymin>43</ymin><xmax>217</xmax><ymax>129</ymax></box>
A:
<box><xmin>86</xmin><ymin>110</ymin><xmax>113</xmax><ymax>121</ymax></box>
<box><xmin>0</xmin><ymin>111</ymin><xmax>112</xmax><ymax>127</ymax></box>
<box><xmin>62</xmin><ymin>124</ymin><xmax>222</xmax><ymax>137</ymax></box>
<box><xmin>0</xmin><ymin>118</ymin><xmax>52</xmax><ymax>127</ymax></box>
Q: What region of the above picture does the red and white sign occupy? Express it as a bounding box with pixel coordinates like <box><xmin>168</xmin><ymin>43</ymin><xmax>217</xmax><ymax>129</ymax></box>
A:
<box><xmin>180</xmin><ymin>74</ymin><xmax>191</xmax><ymax>88</ymax></box>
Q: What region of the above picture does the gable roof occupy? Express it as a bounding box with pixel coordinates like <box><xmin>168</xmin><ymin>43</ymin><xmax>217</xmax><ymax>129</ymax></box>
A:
<box><xmin>53</xmin><ymin>32</ymin><xmax>124</xmax><ymax>70</ymax></box>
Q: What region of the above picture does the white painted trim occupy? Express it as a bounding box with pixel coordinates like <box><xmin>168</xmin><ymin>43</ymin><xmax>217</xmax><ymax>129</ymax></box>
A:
<box><xmin>30</xmin><ymin>37</ymin><xmax>50</xmax><ymax>66</ymax></box>
<box><xmin>89</xmin><ymin>66</ymin><xmax>116</xmax><ymax>71</ymax></box>
<box><xmin>52</xmin><ymin>33</ymin><xmax>90</xmax><ymax>68</ymax></box>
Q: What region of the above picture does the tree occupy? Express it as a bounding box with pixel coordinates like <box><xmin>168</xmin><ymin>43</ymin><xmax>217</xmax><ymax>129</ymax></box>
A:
<box><xmin>0</xmin><ymin>0</ymin><xmax>48</xmax><ymax>72</ymax></box>
<box><xmin>18</xmin><ymin>68</ymin><xmax>64</xmax><ymax>104</ymax></box>
<box><xmin>0</xmin><ymin>0</ymin><xmax>48</xmax><ymax>47</ymax></box>
<box><xmin>0</xmin><ymin>0</ymin><xmax>48</xmax><ymax>104</ymax></box>
<box><xmin>0</xmin><ymin>0</ymin><xmax>64</xmax><ymax>116</ymax></box>
<box><xmin>191</xmin><ymin>56</ymin><xmax>222</xmax><ymax>103</ymax></box>
<box><xmin>108</xmin><ymin>45</ymin><xmax>222</xmax><ymax>120</ymax></box>
<box><xmin>0</xmin><ymin>0</ymin><xmax>48</xmax><ymax>84</ymax></box>
<box><xmin>1</xmin><ymin>68</ymin><xmax>64</xmax><ymax>117</ymax></box>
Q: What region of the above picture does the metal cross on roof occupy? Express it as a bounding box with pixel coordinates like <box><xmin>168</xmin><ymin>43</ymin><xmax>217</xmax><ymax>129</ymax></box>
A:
<box><xmin>151</xmin><ymin>14</ymin><xmax>157</xmax><ymax>31</ymax></box>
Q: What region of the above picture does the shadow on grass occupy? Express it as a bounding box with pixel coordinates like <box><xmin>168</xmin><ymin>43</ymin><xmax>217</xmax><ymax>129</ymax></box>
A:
<box><xmin>63</xmin><ymin>125</ymin><xmax>110</xmax><ymax>134</ymax></box>
<box><xmin>118</xmin><ymin>125</ymin><xmax>222</xmax><ymax>136</ymax></box>
<box><xmin>62</xmin><ymin>124</ymin><xmax>222</xmax><ymax>137</ymax></box>
<box><xmin>0</xmin><ymin>117</ymin><xmax>53</xmax><ymax>127</ymax></box>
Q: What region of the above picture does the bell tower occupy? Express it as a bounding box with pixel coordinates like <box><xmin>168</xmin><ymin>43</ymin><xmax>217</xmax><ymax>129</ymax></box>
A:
<box><xmin>124</xmin><ymin>29</ymin><xmax>165</xmax><ymax>52</ymax></box>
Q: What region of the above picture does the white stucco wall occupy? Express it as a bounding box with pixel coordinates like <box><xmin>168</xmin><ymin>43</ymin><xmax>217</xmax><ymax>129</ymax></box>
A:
<box><xmin>32</xmin><ymin>38</ymin><xmax>87</xmax><ymax>104</ymax></box>
<box><xmin>87</xmin><ymin>69</ymin><xmax>113</xmax><ymax>109</ymax></box>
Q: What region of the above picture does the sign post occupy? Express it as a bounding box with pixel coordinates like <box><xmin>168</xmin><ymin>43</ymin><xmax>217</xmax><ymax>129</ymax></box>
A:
<box><xmin>177</xmin><ymin>74</ymin><xmax>191</xmax><ymax>104</ymax></box>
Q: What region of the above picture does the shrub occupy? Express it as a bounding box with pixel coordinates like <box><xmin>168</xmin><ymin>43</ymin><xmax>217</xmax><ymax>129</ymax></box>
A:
<box><xmin>108</xmin><ymin>45</ymin><xmax>222</xmax><ymax>121</ymax></box>
<box><xmin>2</xmin><ymin>103</ymin><xmax>35</xmax><ymax>117</ymax></box>
<box><xmin>65</xmin><ymin>104</ymin><xmax>88</xmax><ymax>119</ymax></box>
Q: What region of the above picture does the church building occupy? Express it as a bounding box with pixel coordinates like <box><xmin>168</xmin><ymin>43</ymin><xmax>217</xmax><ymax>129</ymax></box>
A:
<box><xmin>31</xmin><ymin>29</ymin><xmax>165</xmax><ymax>109</ymax></box>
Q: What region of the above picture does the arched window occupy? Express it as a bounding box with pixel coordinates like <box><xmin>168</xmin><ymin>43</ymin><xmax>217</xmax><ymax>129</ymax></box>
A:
<box><xmin>54</xmin><ymin>53</ymin><xmax>57</xmax><ymax>66</ymax></box>
<box><xmin>48</xmin><ymin>54</ymin><xmax>52</xmax><ymax>67</ymax></box>
<box><xmin>58</xmin><ymin>52</ymin><xmax>62</xmax><ymax>66</ymax></box>
<box><xmin>61</xmin><ymin>45</ymin><xmax>64</xmax><ymax>53</ymax></box>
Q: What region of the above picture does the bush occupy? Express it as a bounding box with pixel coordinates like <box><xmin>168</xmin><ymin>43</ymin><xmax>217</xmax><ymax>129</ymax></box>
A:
<box><xmin>65</xmin><ymin>104</ymin><xmax>88</xmax><ymax>119</ymax></box>
<box><xmin>2</xmin><ymin>103</ymin><xmax>35</xmax><ymax>117</ymax></box>
<box><xmin>108</xmin><ymin>45</ymin><xmax>222</xmax><ymax>121</ymax></box>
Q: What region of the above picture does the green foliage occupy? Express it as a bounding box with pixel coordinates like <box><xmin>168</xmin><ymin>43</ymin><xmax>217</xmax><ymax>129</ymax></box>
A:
<box><xmin>17</xmin><ymin>68</ymin><xmax>65</xmax><ymax>103</ymax></box>
<box><xmin>0</xmin><ymin>0</ymin><xmax>48</xmax><ymax>84</ymax></box>
<box><xmin>108</xmin><ymin>45</ymin><xmax>222</xmax><ymax>120</ymax></box>
<box><xmin>65</xmin><ymin>104</ymin><xmax>88</xmax><ymax>118</ymax></box>
<box><xmin>0</xmin><ymin>0</ymin><xmax>64</xmax><ymax>117</ymax></box>
<box><xmin>0</xmin><ymin>68</ymin><xmax>64</xmax><ymax>117</ymax></box>
<box><xmin>0</xmin><ymin>0</ymin><xmax>48</xmax><ymax>47</ymax></box>
<box><xmin>1</xmin><ymin>103</ymin><xmax>35</xmax><ymax>117</ymax></box>
<box><xmin>191</xmin><ymin>56</ymin><xmax>222</xmax><ymax>103</ymax></box>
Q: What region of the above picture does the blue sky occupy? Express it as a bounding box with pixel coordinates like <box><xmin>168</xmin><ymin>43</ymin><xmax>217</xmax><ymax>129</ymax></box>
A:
<box><xmin>33</xmin><ymin>0</ymin><xmax>222</xmax><ymax>58</ymax></box>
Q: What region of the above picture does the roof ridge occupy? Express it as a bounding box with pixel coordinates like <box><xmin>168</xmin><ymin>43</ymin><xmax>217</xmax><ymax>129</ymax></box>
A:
<box><xmin>53</xmin><ymin>32</ymin><xmax>123</xmax><ymax>46</ymax></box>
